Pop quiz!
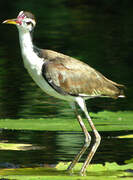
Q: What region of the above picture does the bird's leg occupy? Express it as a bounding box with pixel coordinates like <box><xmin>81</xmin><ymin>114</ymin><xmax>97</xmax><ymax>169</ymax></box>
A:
<box><xmin>67</xmin><ymin>102</ymin><xmax>91</xmax><ymax>172</ymax></box>
<box><xmin>76</xmin><ymin>97</ymin><xmax>101</xmax><ymax>175</ymax></box>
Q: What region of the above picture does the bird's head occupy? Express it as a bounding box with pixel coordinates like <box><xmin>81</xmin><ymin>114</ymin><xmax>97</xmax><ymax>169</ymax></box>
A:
<box><xmin>3</xmin><ymin>11</ymin><xmax>36</xmax><ymax>32</ymax></box>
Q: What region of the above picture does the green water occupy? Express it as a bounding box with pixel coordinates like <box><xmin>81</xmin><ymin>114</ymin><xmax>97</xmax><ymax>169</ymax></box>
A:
<box><xmin>0</xmin><ymin>0</ymin><xmax>132</xmax><ymax>119</ymax></box>
<box><xmin>0</xmin><ymin>129</ymin><xmax>133</xmax><ymax>168</ymax></box>
<box><xmin>0</xmin><ymin>111</ymin><xmax>133</xmax><ymax>169</ymax></box>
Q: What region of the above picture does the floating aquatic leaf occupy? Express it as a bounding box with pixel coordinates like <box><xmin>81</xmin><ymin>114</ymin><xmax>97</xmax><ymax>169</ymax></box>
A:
<box><xmin>0</xmin><ymin>162</ymin><xmax>133</xmax><ymax>180</ymax></box>
<box><xmin>118</xmin><ymin>134</ymin><xmax>133</xmax><ymax>138</ymax></box>
<box><xmin>0</xmin><ymin>111</ymin><xmax>133</xmax><ymax>132</ymax></box>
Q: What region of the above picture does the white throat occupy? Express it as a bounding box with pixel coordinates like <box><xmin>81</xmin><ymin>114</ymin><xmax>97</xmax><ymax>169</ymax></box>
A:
<box><xmin>17</xmin><ymin>27</ymin><xmax>33</xmax><ymax>55</ymax></box>
<box><xmin>17</xmin><ymin>25</ymin><xmax>44</xmax><ymax>77</ymax></box>
<box><xmin>17</xmin><ymin>26</ymin><xmax>42</xmax><ymax>69</ymax></box>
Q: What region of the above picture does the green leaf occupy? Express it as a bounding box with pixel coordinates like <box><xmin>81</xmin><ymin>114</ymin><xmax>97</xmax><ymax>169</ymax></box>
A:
<box><xmin>0</xmin><ymin>162</ymin><xmax>133</xmax><ymax>180</ymax></box>
<box><xmin>0</xmin><ymin>111</ymin><xmax>133</xmax><ymax>132</ymax></box>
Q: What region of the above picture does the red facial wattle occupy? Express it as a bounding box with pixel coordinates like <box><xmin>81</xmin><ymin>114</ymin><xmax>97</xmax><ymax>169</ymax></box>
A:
<box><xmin>16</xmin><ymin>12</ymin><xmax>26</xmax><ymax>25</ymax></box>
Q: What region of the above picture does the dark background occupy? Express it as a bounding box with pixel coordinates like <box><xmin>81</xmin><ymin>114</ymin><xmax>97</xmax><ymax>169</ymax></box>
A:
<box><xmin>0</xmin><ymin>0</ymin><xmax>133</xmax><ymax>119</ymax></box>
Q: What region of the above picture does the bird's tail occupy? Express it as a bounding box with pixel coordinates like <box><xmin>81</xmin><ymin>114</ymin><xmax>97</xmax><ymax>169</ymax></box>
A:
<box><xmin>115</xmin><ymin>83</ymin><xmax>125</xmax><ymax>98</ymax></box>
<box><xmin>99</xmin><ymin>72</ymin><xmax>126</xmax><ymax>99</ymax></box>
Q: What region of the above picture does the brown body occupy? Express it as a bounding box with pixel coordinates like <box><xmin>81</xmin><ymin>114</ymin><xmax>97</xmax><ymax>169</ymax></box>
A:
<box><xmin>41</xmin><ymin>49</ymin><xmax>124</xmax><ymax>99</ymax></box>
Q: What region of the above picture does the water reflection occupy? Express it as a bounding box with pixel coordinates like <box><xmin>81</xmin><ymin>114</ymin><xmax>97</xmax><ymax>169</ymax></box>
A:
<box><xmin>0</xmin><ymin>129</ymin><xmax>133</xmax><ymax>168</ymax></box>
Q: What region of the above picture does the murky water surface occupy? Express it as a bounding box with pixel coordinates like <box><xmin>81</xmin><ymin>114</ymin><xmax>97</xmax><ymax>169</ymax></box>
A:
<box><xmin>0</xmin><ymin>1</ymin><xmax>133</xmax><ymax>119</ymax></box>
<box><xmin>0</xmin><ymin>130</ymin><xmax>133</xmax><ymax>168</ymax></box>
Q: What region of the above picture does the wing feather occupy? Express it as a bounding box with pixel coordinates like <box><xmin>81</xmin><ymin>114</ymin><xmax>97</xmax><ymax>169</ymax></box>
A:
<box><xmin>41</xmin><ymin>49</ymin><xmax>124</xmax><ymax>98</ymax></box>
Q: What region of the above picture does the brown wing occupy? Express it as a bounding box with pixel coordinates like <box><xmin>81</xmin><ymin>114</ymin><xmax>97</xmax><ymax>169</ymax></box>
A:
<box><xmin>41</xmin><ymin>49</ymin><xmax>124</xmax><ymax>98</ymax></box>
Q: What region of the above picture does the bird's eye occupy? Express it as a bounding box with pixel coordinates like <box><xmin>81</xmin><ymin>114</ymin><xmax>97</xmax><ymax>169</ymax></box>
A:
<box><xmin>26</xmin><ymin>21</ymin><xmax>31</xmax><ymax>25</ymax></box>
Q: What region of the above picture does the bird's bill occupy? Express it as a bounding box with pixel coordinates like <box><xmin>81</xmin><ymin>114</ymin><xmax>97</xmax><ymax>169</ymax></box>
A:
<box><xmin>2</xmin><ymin>19</ymin><xmax>20</xmax><ymax>25</ymax></box>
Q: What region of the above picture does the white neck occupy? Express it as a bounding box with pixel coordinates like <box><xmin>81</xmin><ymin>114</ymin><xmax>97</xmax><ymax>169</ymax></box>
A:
<box><xmin>16</xmin><ymin>26</ymin><xmax>41</xmax><ymax>68</ymax></box>
<box><xmin>17</xmin><ymin>27</ymin><xmax>33</xmax><ymax>53</ymax></box>
<box><xmin>16</xmin><ymin>25</ymin><xmax>44</xmax><ymax>78</ymax></box>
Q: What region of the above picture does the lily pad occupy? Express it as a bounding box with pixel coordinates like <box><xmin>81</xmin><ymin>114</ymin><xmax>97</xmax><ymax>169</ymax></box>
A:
<box><xmin>118</xmin><ymin>134</ymin><xmax>133</xmax><ymax>138</ymax></box>
<box><xmin>125</xmin><ymin>158</ymin><xmax>133</xmax><ymax>164</ymax></box>
<box><xmin>0</xmin><ymin>142</ymin><xmax>32</xmax><ymax>151</ymax></box>
<box><xmin>0</xmin><ymin>111</ymin><xmax>133</xmax><ymax>132</ymax></box>
<box><xmin>0</xmin><ymin>162</ymin><xmax>133</xmax><ymax>180</ymax></box>
<box><xmin>56</xmin><ymin>161</ymin><xmax>133</xmax><ymax>172</ymax></box>
<box><xmin>0</xmin><ymin>142</ymin><xmax>45</xmax><ymax>151</ymax></box>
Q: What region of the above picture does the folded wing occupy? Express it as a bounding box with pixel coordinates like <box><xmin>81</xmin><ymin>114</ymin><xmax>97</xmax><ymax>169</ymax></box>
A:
<box><xmin>41</xmin><ymin>49</ymin><xmax>124</xmax><ymax>98</ymax></box>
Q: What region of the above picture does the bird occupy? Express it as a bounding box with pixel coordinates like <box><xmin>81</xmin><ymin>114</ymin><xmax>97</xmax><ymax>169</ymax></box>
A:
<box><xmin>3</xmin><ymin>11</ymin><xmax>125</xmax><ymax>175</ymax></box>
